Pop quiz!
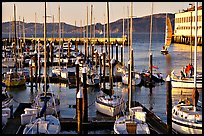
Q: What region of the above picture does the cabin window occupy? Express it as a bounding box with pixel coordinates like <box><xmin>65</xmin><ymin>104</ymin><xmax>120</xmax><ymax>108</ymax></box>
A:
<box><xmin>181</xmin><ymin>114</ymin><xmax>183</xmax><ymax>117</ymax></box>
<box><xmin>185</xmin><ymin>116</ymin><xmax>187</xmax><ymax>119</ymax></box>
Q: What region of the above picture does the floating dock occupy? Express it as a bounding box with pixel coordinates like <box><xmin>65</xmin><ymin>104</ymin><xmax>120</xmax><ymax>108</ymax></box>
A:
<box><xmin>2</xmin><ymin>101</ymin><xmax>179</xmax><ymax>134</ymax></box>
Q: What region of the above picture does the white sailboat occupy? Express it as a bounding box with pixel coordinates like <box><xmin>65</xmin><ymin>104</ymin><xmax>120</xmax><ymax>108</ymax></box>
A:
<box><xmin>114</xmin><ymin>106</ymin><xmax>150</xmax><ymax>134</ymax></box>
<box><xmin>95</xmin><ymin>3</ymin><xmax>125</xmax><ymax>117</ymax></box>
<box><xmin>172</xmin><ymin>3</ymin><xmax>202</xmax><ymax>134</ymax></box>
<box><xmin>95</xmin><ymin>91</ymin><xmax>125</xmax><ymax>117</ymax></box>
<box><xmin>2</xmin><ymin>86</ymin><xmax>13</xmax><ymax>127</ymax></box>
<box><xmin>161</xmin><ymin>13</ymin><xmax>172</xmax><ymax>55</ymax></box>
<box><xmin>21</xmin><ymin>3</ymin><xmax>61</xmax><ymax>134</ymax></box>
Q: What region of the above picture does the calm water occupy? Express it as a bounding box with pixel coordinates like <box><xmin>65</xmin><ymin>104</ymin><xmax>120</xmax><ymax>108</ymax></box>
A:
<box><xmin>3</xmin><ymin>33</ymin><xmax>202</xmax><ymax>134</ymax></box>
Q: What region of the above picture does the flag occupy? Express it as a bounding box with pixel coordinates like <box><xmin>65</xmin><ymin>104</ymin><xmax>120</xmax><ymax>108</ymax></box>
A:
<box><xmin>152</xmin><ymin>65</ymin><xmax>159</xmax><ymax>70</ymax></box>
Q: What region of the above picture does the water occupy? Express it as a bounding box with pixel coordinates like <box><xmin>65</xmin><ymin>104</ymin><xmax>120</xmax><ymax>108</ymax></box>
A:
<box><xmin>3</xmin><ymin>33</ymin><xmax>202</xmax><ymax>134</ymax></box>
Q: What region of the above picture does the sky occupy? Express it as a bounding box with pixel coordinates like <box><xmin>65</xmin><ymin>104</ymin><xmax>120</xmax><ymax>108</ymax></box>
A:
<box><xmin>2</xmin><ymin>2</ymin><xmax>202</xmax><ymax>26</ymax></box>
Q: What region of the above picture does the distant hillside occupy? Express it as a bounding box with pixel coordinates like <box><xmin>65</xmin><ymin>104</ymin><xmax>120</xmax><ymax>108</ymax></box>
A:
<box><xmin>2</xmin><ymin>13</ymin><xmax>174</xmax><ymax>37</ymax></box>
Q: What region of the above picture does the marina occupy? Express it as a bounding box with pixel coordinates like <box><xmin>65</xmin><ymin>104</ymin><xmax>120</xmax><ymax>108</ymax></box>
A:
<box><xmin>2</xmin><ymin>2</ymin><xmax>202</xmax><ymax>134</ymax></box>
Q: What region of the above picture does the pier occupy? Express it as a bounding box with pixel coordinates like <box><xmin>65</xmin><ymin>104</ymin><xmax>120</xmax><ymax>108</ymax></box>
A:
<box><xmin>2</xmin><ymin>37</ymin><xmax>128</xmax><ymax>46</ymax></box>
<box><xmin>2</xmin><ymin>101</ymin><xmax>179</xmax><ymax>134</ymax></box>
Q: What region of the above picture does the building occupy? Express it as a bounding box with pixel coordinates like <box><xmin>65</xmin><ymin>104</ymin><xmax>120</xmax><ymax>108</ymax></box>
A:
<box><xmin>173</xmin><ymin>4</ymin><xmax>202</xmax><ymax>45</ymax></box>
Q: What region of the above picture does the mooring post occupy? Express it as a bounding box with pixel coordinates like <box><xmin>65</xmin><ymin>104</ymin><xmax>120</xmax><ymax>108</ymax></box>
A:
<box><xmin>166</xmin><ymin>75</ymin><xmax>172</xmax><ymax>134</ymax></box>
<box><xmin>82</xmin><ymin>67</ymin><xmax>88</xmax><ymax>123</ymax></box>
<box><xmin>103</xmin><ymin>52</ymin><xmax>106</xmax><ymax>90</ymax></box>
<box><xmin>131</xmin><ymin>48</ymin><xmax>134</xmax><ymax>71</ymax></box>
<box><xmin>92</xmin><ymin>44</ymin><xmax>94</xmax><ymax>64</ymax></box>
<box><xmin>75</xmin><ymin>40</ymin><xmax>78</xmax><ymax>53</ymax></box>
<box><xmin>116</xmin><ymin>43</ymin><xmax>118</xmax><ymax>62</ymax></box>
<box><xmin>29</xmin><ymin>59</ymin><xmax>33</xmax><ymax>91</ymax></box>
<box><xmin>121</xmin><ymin>45</ymin><xmax>123</xmax><ymax>65</ymax></box>
<box><xmin>75</xmin><ymin>59</ymin><xmax>80</xmax><ymax>117</ymax></box>
<box><xmin>50</xmin><ymin>42</ymin><xmax>54</xmax><ymax>66</ymax></box>
<box><xmin>68</xmin><ymin>41</ymin><xmax>71</xmax><ymax>58</ymax></box>
<box><xmin>99</xmin><ymin>53</ymin><xmax>102</xmax><ymax>85</ymax></box>
<box><xmin>149</xmin><ymin>53</ymin><xmax>153</xmax><ymax>87</ymax></box>
<box><xmin>77</xmin><ymin>89</ymin><xmax>83</xmax><ymax>134</ymax></box>
<box><xmin>34</xmin><ymin>51</ymin><xmax>38</xmax><ymax>84</ymax></box>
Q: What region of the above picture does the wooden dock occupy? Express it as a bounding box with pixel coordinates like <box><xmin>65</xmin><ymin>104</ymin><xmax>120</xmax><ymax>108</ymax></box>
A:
<box><xmin>2</xmin><ymin>101</ymin><xmax>179</xmax><ymax>134</ymax></box>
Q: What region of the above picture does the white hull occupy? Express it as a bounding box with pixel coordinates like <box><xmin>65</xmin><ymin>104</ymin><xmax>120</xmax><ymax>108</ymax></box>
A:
<box><xmin>23</xmin><ymin>115</ymin><xmax>61</xmax><ymax>134</ymax></box>
<box><xmin>95</xmin><ymin>101</ymin><xmax>125</xmax><ymax>117</ymax></box>
<box><xmin>122</xmin><ymin>73</ymin><xmax>141</xmax><ymax>86</ymax></box>
<box><xmin>114</xmin><ymin>106</ymin><xmax>150</xmax><ymax>134</ymax></box>
<box><xmin>172</xmin><ymin>103</ymin><xmax>202</xmax><ymax>134</ymax></box>
<box><xmin>171</xmin><ymin>78</ymin><xmax>202</xmax><ymax>89</ymax></box>
<box><xmin>172</xmin><ymin>118</ymin><xmax>202</xmax><ymax>134</ymax></box>
<box><xmin>95</xmin><ymin>95</ymin><xmax>125</xmax><ymax>117</ymax></box>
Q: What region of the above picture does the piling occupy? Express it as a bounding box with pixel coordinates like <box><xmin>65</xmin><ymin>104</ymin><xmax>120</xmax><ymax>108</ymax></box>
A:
<box><xmin>29</xmin><ymin>60</ymin><xmax>33</xmax><ymax>91</ymax></box>
<box><xmin>149</xmin><ymin>53</ymin><xmax>153</xmax><ymax>87</ymax></box>
<box><xmin>121</xmin><ymin>45</ymin><xmax>123</xmax><ymax>65</ymax></box>
<box><xmin>77</xmin><ymin>89</ymin><xmax>83</xmax><ymax>134</ymax></box>
<box><xmin>92</xmin><ymin>44</ymin><xmax>94</xmax><ymax>63</ymax></box>
<box><xmin>75</xmin><ymin>59</ymin><xmax>80</xmax><ymax>117</ymax></box>
<box><xmin>68</xmin><ymin>42</ymin><xmax>71</xmax><ymax>58</ymax></box>
<box><xmin>110</xmin><ymin>59</ymin><xmax>114</xmax><ymax>92</ymax></box>
<box><xmin>131</xmin><ymin>49</ymin><xmax>134</xmax><ymax>71</ymax></box>
<box><xmin>103</xmin><ymin>52</ymin><xmax>106</xmax><ymax>89</ymax></box>
<box><xmin>82</xmin><ymin>67</ymin><xmax>88</xmax><ymax>123</ymax></box>
<box><xmin>50</xmin><ymin>42</ymin><xmax>54</xmax><ymax>66</ymax></box>
<box><xmin>116</xmin><ymin>44</ymin><xmax>118</xmax><ymax>61</ymax></box>
<box><xmin>166</xmin><ymin>75</ymin><xmax>172</xmax><ymax>134</ymax></box>
<box><xmin>75</xmin><ymin>40</ymin><xmax>78</xmax><ymax>52</ymax></box>
<box><xmin>87</xmin><ymin>46</ymin><xmax>89</xmax><ymax>58</ymax></box>
<box><xmin>99</xmin><ymin>53</ymin><xmax>102</xmax><ymax>85</ymax></box>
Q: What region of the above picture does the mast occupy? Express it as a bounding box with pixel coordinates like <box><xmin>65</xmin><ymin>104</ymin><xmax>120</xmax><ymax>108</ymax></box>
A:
<box><xmin>193</xmin><ymin>2</ymin><xmax>197</xmax><ymax>88</ymax></box>
<box><xmin>122</xmin><ymin>6</ymin><xmax>125</xmax><ymax>65</ymax></box>
<box><xmin>103</xmin><ymin>13</ymin><xmax>106</xmax><ymax>53</ymax></box>
<box><xmin>14</xmin><ymin>4</ymin><xmax>17</xmax><ymax>72</ymax></box>
<box><xmin>149</xmin><ymin>2</ymin><xmax>153</xmax><ymax>74</ymax></box>
<box><xmin>52</xmin><ymin>15</ymin><xmax>55</xmax><ymax>41</ymax></box>
<box><xmin>44</xmin><ymin>2</ymin><xmax>47</xmax><ymax>95</ymax></box>
<box><xmin>23</xmin><ymin>17</ymin><xmax>25</xmax><ymax>44</ymax></box>
<box><xmin>35</xmin><ymin>12</ymin><xmax>37</xmax><ymax>46</ymax></box>
<box><xmin>86</xmin><ymin>5</ymin><xmax>88</xmax><ymax>59</ymax></box>
<box><xmin>127</xmin><ymin>6</ymin><xmax>130</xmax><ymax>61</ymax></box>
<box><xmin>107</xmin><ymin>2</ymin><xmax>112</xmax><ymax>91</ymax></box>
<box><xmin>128</xmin><ymin>2</ymin><xmax>133</xmax><ymax>111</ymax></box>
<box><xmin>58</xmin><ymin>5</ymin><xmax>61</xmax><ymax>67</ymax></box>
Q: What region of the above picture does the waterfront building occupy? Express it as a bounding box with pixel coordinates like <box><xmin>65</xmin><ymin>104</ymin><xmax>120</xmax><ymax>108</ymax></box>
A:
<box><xmin>173</xmin><ymin>4</ymin><xmax>202</xmax><ymax>45</ymax></box>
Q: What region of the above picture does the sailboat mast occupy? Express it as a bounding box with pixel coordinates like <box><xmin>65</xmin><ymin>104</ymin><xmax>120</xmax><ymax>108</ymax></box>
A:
<box><xmin>14</xmin><ymin>4</ymin><xmax>17</xmax><ymax>72</ymax></box>
<box><xmin>35</xmin><ymin>12</ymin><xmax>37</xmax><ymax>46</ymax></box>
<box><xmin>44</xmin><ymin>2</ymin><xmax>47</xmax><ymax>94</ymax></box>
<box><xmin>122</xmin><ymin>6</ymin><xmax>125</xmax><ymax>65</ymax></box>
<box><xmin>128</xmin><ymin>2</ymin><xmax>133</xmax><ymax>111</ymax></box>
<box><xmin>193</xmin><ymin>2</ymin><xmax>197</xmax><ymax>88</ymax></box>
<box><xmin>149</xmin><ymin>2</ymin><xmax>153</xmax><ymax>73</ymax></box>
<box><xmin>107</xmin><ymin>2</ymin><xmax>112</xmax><ymax>91</ymax></box>
<box><xmin>58</xmin><ymin>5</ymin><xmax>61</xmax><ymax>67</ymax></box>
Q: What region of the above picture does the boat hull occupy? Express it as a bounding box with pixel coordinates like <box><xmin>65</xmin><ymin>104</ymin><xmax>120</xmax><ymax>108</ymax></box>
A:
<box><xmin>95</xmin><ymin>100</ymin><xmax>125</xmax><ymax>117</ymax></box>
<box><xmin>172</xmin><ymin>118</ymin><xmax>202</xmax><ymax>134</ymax></box>
<box><xmin>171</xmin><ymin>78</ymin><xmax>202</xmax><ymax>89</ymax></box>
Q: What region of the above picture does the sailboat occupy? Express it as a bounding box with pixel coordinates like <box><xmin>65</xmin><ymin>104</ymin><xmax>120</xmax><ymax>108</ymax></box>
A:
<box><xmin>140</xmin><ymin>3</ymin><xmax>164</xmax><ymax>86</ymax></box>
<box><xmin>21</xmin><ymin>3</ymin><xmax>61</xmax><ymax>134</ymax></box>
<box><xmin>172</xmin><ymin>3</ymin><xmax>202</xmax><ymax>134</ymax></box>
<box><xmin>2</xmin><ymin>4</ymin><xmax>26</xmax><ymax>87</ymax></box>
<box><xmin>161</xmin><ymin>13</ymin><xmax>172</xmax><ymax>55</ymax></box>
<box><xmin>2</xmin><ymin>86</ymin><xmax>13</xmax><ymax>127</ymax></box>
<box><xmin>95</xmin><ymin>2</ymin><xmax>125</xmax><ymax>117</ymax></box>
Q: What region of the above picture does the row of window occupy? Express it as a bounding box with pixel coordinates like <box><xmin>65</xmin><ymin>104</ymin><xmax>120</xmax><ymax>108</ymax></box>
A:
<box><xmin>175</xmin><ymin>15</ymin><xmax>202</xmax><ymax>23</ymax></box>
<box><xmin>176</xmin><ymin>26</ymin><xmax>202</xmax><ymax>30</ymax></box>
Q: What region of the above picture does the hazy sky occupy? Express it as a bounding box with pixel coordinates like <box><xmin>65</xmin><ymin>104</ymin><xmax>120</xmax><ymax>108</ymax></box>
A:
<box><xmin>2</xmin><ymin>2</ymin><xmax>201</xmax><ymax>26</ymax></box>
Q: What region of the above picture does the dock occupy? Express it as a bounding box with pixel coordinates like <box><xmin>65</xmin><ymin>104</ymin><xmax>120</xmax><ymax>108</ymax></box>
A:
<box><xmin>2</xmin><ymin>101</ymin><xmax>179</xmax><ymax>134</ymax></box>
<box><xmin>2</xmin><ymin>37</ymin><xmax>128</xmax><ymax>46</ymax></box>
